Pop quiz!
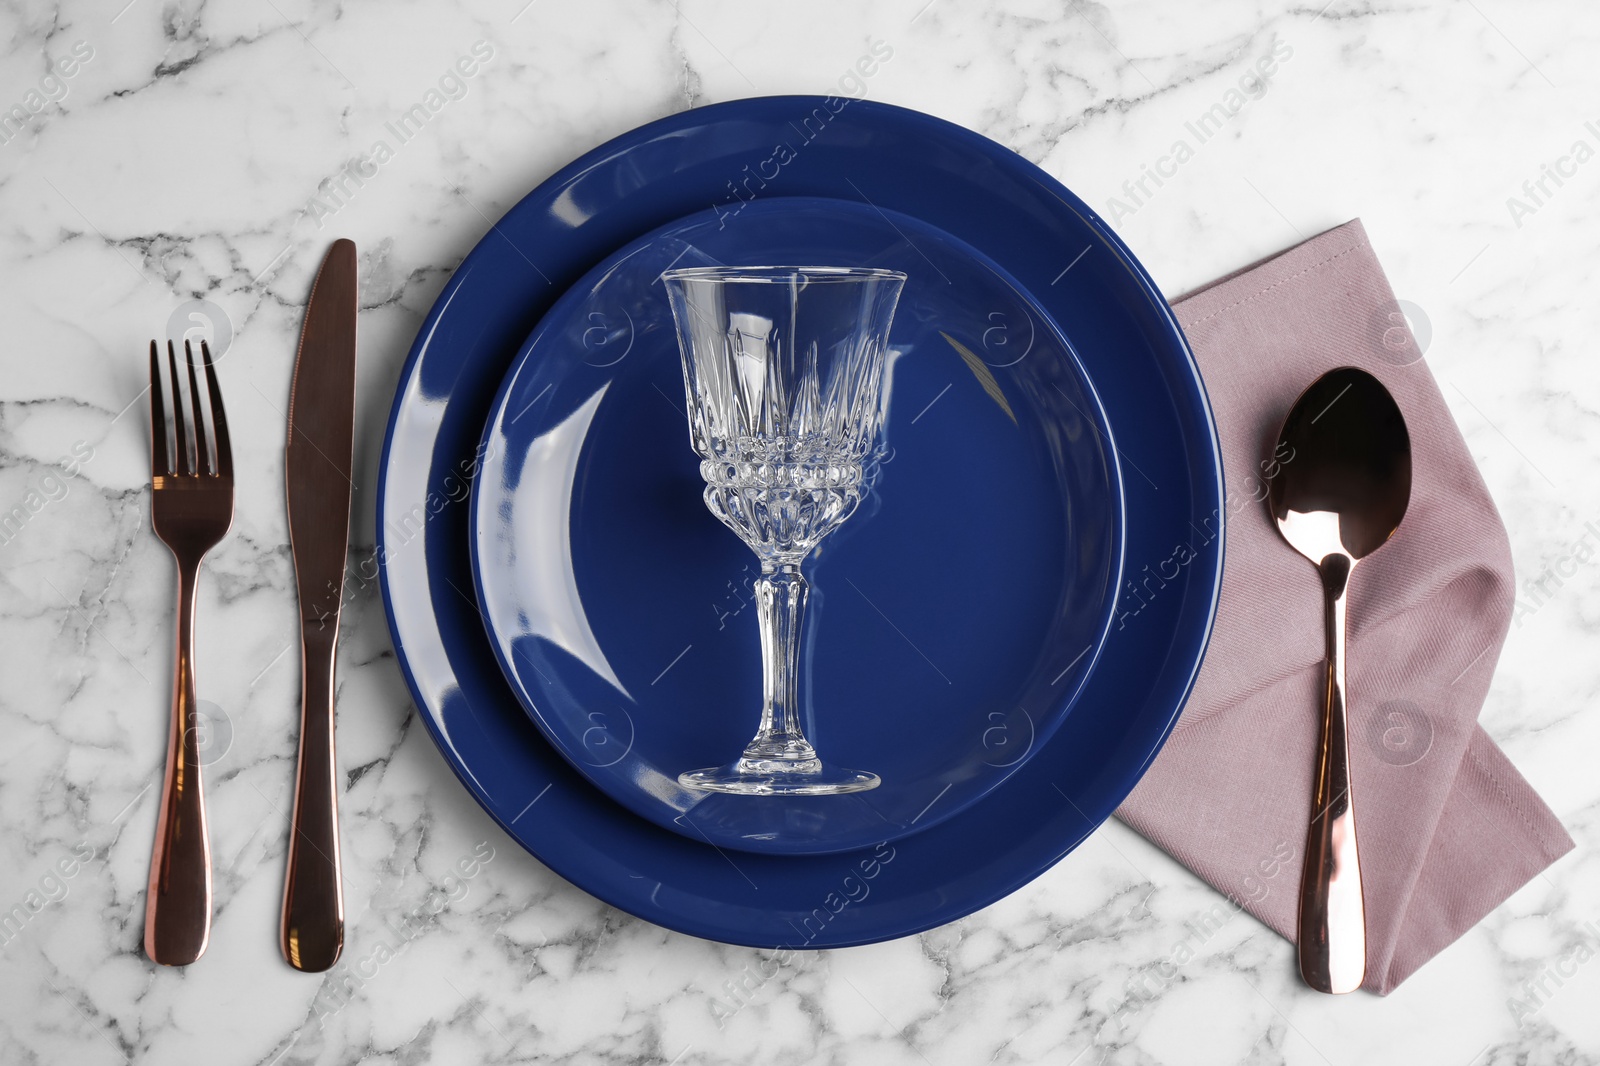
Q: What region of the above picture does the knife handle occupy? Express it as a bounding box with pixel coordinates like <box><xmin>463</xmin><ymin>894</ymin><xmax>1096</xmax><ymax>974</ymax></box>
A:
<box><xmin>1298</xmin><ymin>554</ymin><xmax>1366</xmax><ymax>994</ymax></box>
<box><xmin>145</xmin><ymin>557</ymin><xmax>212</xmax><ymax>965</ymax></box>
<box><xmin>281</xmin><ymin>623</ymin><xmax>344</xmax><ymax>972</ymax></box>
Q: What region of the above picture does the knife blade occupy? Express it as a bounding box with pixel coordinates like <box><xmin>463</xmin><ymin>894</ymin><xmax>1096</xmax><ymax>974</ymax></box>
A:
<box><xmin>282</xmin><ymin>238</ymin><xmax>358</xmax><ymax>972</ymax></box>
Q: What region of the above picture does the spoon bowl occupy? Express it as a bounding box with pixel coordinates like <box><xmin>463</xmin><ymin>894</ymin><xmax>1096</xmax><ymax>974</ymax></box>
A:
<box><xmin>1270</xmin><ymin>367</ymin><xmax>1411</xmax><ymax>562</ymax></box>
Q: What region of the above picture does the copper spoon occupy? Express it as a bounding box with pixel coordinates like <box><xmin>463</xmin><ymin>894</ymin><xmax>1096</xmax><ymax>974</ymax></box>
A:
<box><xmin>1268</xmin><ymin>366</ymin><xmax>1411</xmax><ymax>994</ymax></box>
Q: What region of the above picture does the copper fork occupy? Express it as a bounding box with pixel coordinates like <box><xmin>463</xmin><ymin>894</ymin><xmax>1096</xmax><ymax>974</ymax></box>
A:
<box><xmin>144</xmin><ymin>339</ymin><xmax>234</xmax><ymax>966</ymax></box>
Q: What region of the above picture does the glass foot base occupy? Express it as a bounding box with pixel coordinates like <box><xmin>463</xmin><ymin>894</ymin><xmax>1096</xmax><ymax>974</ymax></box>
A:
<box><xmin>679</xmin><ymin>759</ymin><xmax>880</xmax><ymax>796</ymax></box>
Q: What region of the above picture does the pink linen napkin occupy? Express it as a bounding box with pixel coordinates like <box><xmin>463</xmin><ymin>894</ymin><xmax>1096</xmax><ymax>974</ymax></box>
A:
<box><xmin>1116</xmin><ymin>218</ymin><xmax>1573</xmax><ymax>994</ymax></box>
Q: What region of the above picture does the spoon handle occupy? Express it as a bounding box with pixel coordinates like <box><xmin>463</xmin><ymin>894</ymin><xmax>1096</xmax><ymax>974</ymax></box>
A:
<box><xmin>1297</xmin><ymin>554</ymin><xmax>1367</xmax><ymax>994</ymax></box>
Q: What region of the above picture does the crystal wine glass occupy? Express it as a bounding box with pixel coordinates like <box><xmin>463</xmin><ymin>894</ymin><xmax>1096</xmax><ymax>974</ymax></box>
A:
<box><xmin>662</xmin><ymin>265</ymin><xmax>907</xmax><ymax>795</ymax></box>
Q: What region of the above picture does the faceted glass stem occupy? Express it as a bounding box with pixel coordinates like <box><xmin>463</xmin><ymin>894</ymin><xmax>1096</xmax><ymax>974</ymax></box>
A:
<box><xmin>736</xmin><ymin>564</ymin><xmax>823</xmax><ymax>775</ymax></box>
<box><xmin>663</xmin><ymin>266</ymin><xmax>900</xmax><ymax>796</ymax></box>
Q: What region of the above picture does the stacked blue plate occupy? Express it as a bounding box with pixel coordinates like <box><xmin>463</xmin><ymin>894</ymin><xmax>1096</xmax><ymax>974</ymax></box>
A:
<box><xmin>378</xmin><ymin>97</ymin><xmax>1222</xmax><ymax>947</ymax></box>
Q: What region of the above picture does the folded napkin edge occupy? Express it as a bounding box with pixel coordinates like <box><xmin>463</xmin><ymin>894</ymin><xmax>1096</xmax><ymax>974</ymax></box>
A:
<box><xmin>1173</xmin><ymin>218</ymin><xmax>1369</xmax><ymax>331</ymax></box>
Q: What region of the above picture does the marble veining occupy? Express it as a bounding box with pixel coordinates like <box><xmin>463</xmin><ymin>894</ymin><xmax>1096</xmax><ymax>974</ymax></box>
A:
<box><xmin>0</xmin><ymin>0</ymin><xmax>1596</xmax><ymax>1063</ymax></box>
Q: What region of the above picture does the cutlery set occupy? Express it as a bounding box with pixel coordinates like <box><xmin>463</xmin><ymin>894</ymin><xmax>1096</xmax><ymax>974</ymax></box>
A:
<box><xmin>142</xmin><ymin>240</ymin><xmax>358</xmax><ymax>971</ymax></box>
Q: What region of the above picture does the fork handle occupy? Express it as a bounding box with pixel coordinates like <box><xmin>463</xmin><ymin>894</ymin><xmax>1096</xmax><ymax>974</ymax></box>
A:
<box><xmin>144</xmin><ymin>557</ymin><xmax>212</xmax><ymax>965</ymax></box>
<box><xmin>281</xmin><ymin>623</ymin><xmax>344</xmax><ymax>972</ymax></box>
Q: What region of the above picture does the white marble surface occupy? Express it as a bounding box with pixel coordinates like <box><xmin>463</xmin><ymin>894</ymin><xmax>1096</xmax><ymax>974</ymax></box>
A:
<box><xmin>1</xmin><ymin>0</ymin><xmax>1596</xmax><ymax>1062</ymax></box>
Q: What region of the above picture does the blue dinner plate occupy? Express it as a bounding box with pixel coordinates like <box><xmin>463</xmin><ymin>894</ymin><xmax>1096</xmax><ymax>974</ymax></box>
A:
<box><xmin>378</xmin><ymin>96</ymin><xmax>1223</xmax><ymax>947</ymax></box>
<box><xmin>470</xmin><ymin>196</ymin><xmax>1123</xmax><ymax>855</ymax></box>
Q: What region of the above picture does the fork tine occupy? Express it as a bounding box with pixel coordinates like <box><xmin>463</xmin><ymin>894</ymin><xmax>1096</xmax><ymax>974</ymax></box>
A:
<box><xmin>167</xmin><ymin>341</ymin><xmax>190</xmax><ymax>476</ymax></box>
<box><xmin>185</xmin><ymin>341</ymin><xmax>212</xmax><ymax>476</ymax></box>
<box><xmin>149</xmin><ymin>340</ymin><xmax>170</xmax><ymax>477</ymax></box>
<box><xmin>200</xmin><ymin>341</ymin><xmax>232</xmax><ymax>478</ymax></box>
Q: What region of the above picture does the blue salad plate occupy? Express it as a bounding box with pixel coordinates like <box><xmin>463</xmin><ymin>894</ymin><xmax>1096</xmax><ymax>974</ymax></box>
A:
<box><xmin>377</xmin><ymin>96</ymin><xmax>1223</xmax><ymax>947</ymax></box>
<box><xmin>470</xmin><ymin>196</ymin><xmax>1123</xmax><ymax>855</ymax></box>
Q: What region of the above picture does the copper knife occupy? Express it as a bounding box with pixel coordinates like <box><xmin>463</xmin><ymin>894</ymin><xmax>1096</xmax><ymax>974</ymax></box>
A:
<box><xmin>281</xmin><ymin>238</ymin><xmax>358</xmax><ymax>972</ymax></box>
